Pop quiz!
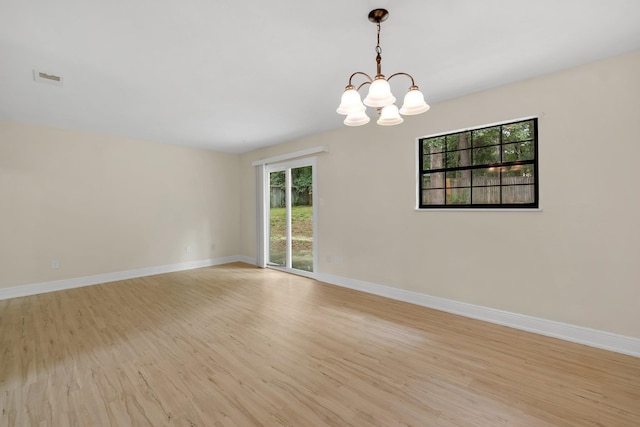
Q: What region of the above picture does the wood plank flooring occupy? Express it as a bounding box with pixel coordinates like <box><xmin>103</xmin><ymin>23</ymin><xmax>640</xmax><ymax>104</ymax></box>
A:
<box><xmin>1</xmin><ymin>262</ymin><xmax>639</xmax><ymax>426</ymax></box>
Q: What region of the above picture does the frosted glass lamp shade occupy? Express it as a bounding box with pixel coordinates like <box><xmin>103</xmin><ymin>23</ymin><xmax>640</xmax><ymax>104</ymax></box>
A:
<box><xmin>377</xmin><ymin>104</ymin><xmax>403</xmax><ymax>126</ymax></box>
<box><xmin>336</xmin><ymin>88</ymin><xmax>366</xmax><ymax>115</ymax></box>
<box><xmin>399</xmin><ymin>87</ymin><xmax>430</xmax><ymax>115</ymax></box>
<box><xmin>363</xmin><ymin>77</ymin><xmax>396</xmax><ymax>108</ymax></box>
<box><xmin>344</xmin><ymin>110</ymin><xmax>370</xmax><ymax>126</ymax></box>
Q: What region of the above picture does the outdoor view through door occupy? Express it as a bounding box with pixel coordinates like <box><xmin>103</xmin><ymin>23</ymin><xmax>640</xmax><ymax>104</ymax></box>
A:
<box><xmin>268</xmin><ymin>164</ymin><xmax>314</xmax><ymax>272</ymax></box>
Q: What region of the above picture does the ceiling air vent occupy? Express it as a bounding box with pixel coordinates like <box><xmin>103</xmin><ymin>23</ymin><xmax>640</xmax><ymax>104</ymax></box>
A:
<box><xmin>33</xmin><ymin>69</ymin><xmax>63</xmax><ymax>87</ymax></box>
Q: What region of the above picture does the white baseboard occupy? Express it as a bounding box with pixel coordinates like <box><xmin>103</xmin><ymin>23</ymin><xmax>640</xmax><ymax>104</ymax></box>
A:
<box><xmin>0</xmin><ymin>256</ymin><xmax>246</xmax><ymax>301</ymax></box>
<box><xmin>316</xmin><ymin>273</ymin><xmax>640</xmax><ymax>358</ymax></box>
<box><xmin>235</xmin><ymin>255</ymin><xmax>257</xmax><ymax>265</ymax></box>
<box><xmin>4</xmin><ymin>259</ymin><xmax>637</xmax><ymax>358</ymax></box>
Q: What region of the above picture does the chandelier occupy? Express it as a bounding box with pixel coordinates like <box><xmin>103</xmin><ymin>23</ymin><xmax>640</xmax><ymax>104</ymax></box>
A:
<box><xmin>337</xmin><ymin>9</ymin><xmax>430</xmax><ymax>126</ymax></box>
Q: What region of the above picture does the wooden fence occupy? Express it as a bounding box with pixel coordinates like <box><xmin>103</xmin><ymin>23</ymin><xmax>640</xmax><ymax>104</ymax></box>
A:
<box><xmin>426</xmin><ymin>176</ymin><xmax>534</xmax><ymax>204</ymax></box>
<box><xmin>270</xmin><ymin>187</ymin><xmax>312</xmax><ymax>208</ymax></box>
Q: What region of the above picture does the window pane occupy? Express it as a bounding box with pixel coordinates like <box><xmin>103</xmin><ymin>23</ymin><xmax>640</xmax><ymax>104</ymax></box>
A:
<box><xmin>446</xmin><ymin>188</ymin><xmax>470</xmax><ymax>205</ymax></box>
<box><xmin>522</xmin><ymin>164</ymin><xmax>535</xmax><ymax>176</ymax></box>
<box><xmin>291</xmin><ymin>166</ymin><xmax>313</xmax><ymax>272</ymax></box>
<box><xmin>502</xmin><ymin>120</ymin><xmax>535</xmax><ymax>143</ymax></box>
<box><xmin>472</xmin><ymin>186</ymin><xmax>501</xmax><ymax>204</ymax></box>
<box><xmin>446</xmin><ymin>170</ymin><xmax>471</xmax><ymax>188</ymax></box>
<box><xmin>423</xmin><ymin>173</ymin><xmax>445</xmax><ymax>189</ymax></box>
<box><xmin>423</xmin><ymin>189</ymin><xmax>445</xmax><ymax>205</ymax></box>
<box><xmin>423</xmin><ymin>152</ymin><xmax>444</xmax><ymax>171</ymax></box>
<box><xmin>472</xmin><ymin>146</ymin><xmax>500</xmax><ymax>166</ymax></box>
<box><xmin>423</xmin><ymin>136</ymin><xmax>446</xmax><ymax>154</ymax></box>
<box><xmin>446</xmin><ymin>132</ymin><xmax>471</xmax><ymax>152</ymax></box>
<box><xmin>446</xmin><ymin>134</ymin><xmax>458</xmax><ymax>151</ymax></box>
<box><xmin>503</xmin><ymin>141</ymin><xmax>534</xmax><ymax>162</ymax></box>
<box><xmin>472</xmin><ymin>126</ymin><xmax>500</xmax><ymax>147</ymax></box>
<box><xmin>502</xmin><ymin>185</ymin><xmax>535</xmax><ymax>204</ymax></box>
<box><xmin>445</xmin><ymin>151</ymin><xmax>458</xmax><ymax>168</ymax></box>
<box><xmin>502</xmin><ymin>164</ymin><xmax>535</xmax><ymax>182</ymax></box>
<box><xmin>269</xmin><ymin>170</ymin><xmax>286</xmax><ymax>267</ymax></box>
<box><xmin>446</xmin><ymin>149</ymin><xmax>471</xmax><ymax>168</ymax></box>
<box><xmin>472</xmin><ymin>168</ymin><xmax>500</xmax><ymax>186</ymax></box>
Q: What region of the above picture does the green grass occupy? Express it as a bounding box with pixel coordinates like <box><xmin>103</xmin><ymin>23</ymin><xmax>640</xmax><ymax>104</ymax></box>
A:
<box><xmin>269</xmin><ymin>205</ymin><xmax>313</xmax><ymax>271</ymax></box>
<box><xmin>269</xmin><ymin>205</ymin><xmax>313</xmax><ymax>235</ymax></box>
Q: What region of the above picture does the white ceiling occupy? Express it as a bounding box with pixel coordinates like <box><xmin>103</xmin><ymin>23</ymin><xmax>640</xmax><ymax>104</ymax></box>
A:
<box><xmin>1</xmin><ymin>0</ymin><xmax>639</xmax><ymax>153</ymax></box>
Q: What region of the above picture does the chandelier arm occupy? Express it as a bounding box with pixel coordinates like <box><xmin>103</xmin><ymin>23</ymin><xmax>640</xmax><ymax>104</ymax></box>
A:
<box><xmin>348</xmin><ymin>72</ymin><xmax>373</xmax><ymax>86</ymax></box>
<box><xmin>387</xmin><ymin>72</ymin><xmax>417</xmax><ymax>87</ymax></box>
<box><xmin>356</xmin><ymin>81</ymin><xmax>372</xmax><ymax>92</ymax></box>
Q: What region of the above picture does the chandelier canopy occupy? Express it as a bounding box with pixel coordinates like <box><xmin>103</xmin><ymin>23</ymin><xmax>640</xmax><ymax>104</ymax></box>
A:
<box><xmin>337</xmin><ymin>9</ymin><xmax>430</xmax><ymax>126</ymax></box>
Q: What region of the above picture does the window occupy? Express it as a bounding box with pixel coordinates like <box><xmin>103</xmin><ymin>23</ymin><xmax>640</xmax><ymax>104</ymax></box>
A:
<box><xmin>419</xmin><ymin>118</ymin><xmax>538</xmax><ymax>209</ymax></box>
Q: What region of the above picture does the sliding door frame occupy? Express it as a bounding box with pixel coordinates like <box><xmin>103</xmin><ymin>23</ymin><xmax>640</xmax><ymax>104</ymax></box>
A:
<box><xmin>262</xmin><ymin>157</ymin><xmax>317</xmax><ymax>278</ymax></box>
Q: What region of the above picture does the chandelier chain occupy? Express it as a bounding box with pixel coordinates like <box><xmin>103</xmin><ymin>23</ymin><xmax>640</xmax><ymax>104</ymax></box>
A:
<box><xmin>375</xmin><ymin>22</ymin><xmax>382</xmax><ymax>76</ymax></box>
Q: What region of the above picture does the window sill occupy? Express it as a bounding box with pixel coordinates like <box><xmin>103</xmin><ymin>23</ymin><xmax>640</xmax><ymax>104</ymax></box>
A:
<box><xmin>414</xmin><ymin>208</ymin><xmax>544</xmax><ymax>212</ymax></box>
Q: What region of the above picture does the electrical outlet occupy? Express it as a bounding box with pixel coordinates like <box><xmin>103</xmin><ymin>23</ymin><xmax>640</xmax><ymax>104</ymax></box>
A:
<box><xmin>184</xmin><ymin>245</ymin><xmax>191</xmax><ymax>255</ymax></box>
<box><xmin>211</xmin><ymin>244</ymin><xmax>216</xmax><ymax>252</ymax></box>
<box><xmin>51</xmin><ymin>260</ymin><xmax>60</xmax><ymax>270</ymax></box>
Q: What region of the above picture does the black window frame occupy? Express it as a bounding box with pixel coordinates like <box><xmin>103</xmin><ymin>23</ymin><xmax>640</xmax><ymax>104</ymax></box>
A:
<box><xmin>418</xmin><ymin>118</ymin><xmax>539</xmax><ymax>209</ymax></box>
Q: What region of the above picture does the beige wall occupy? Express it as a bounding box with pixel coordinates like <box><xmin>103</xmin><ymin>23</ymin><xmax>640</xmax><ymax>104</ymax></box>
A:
<box><xmin>0</xmin><ymin>120</ymin><xmax>240</xmax><ymax>288</ymax></box>
<box><xmin>240</xmin><ymin>50</ymin><xmax>640</xmax><ymax>339</ymax></box>
<box><xmin>2</xmin><ymin>51</ymin><xmax>638</xmax><ymax>340</ymax></box>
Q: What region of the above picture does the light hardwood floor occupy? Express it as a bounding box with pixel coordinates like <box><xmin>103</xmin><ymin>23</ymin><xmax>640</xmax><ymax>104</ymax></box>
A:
<box><xmin>1</xmin><ymin>263</ymin><xmax>639</xmax><ymax>426</ymax></box>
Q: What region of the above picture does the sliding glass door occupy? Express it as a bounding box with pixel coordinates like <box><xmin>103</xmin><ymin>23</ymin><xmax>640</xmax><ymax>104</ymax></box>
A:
<box><xmin>266</xmin><ymin>159</ymin><xmax>316</xmax><ymax>274</ymax></box>
<box><xmin>268</xmin><ymin>169</ymin><xmax>287</xmax><ymax>267</ymax></box>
